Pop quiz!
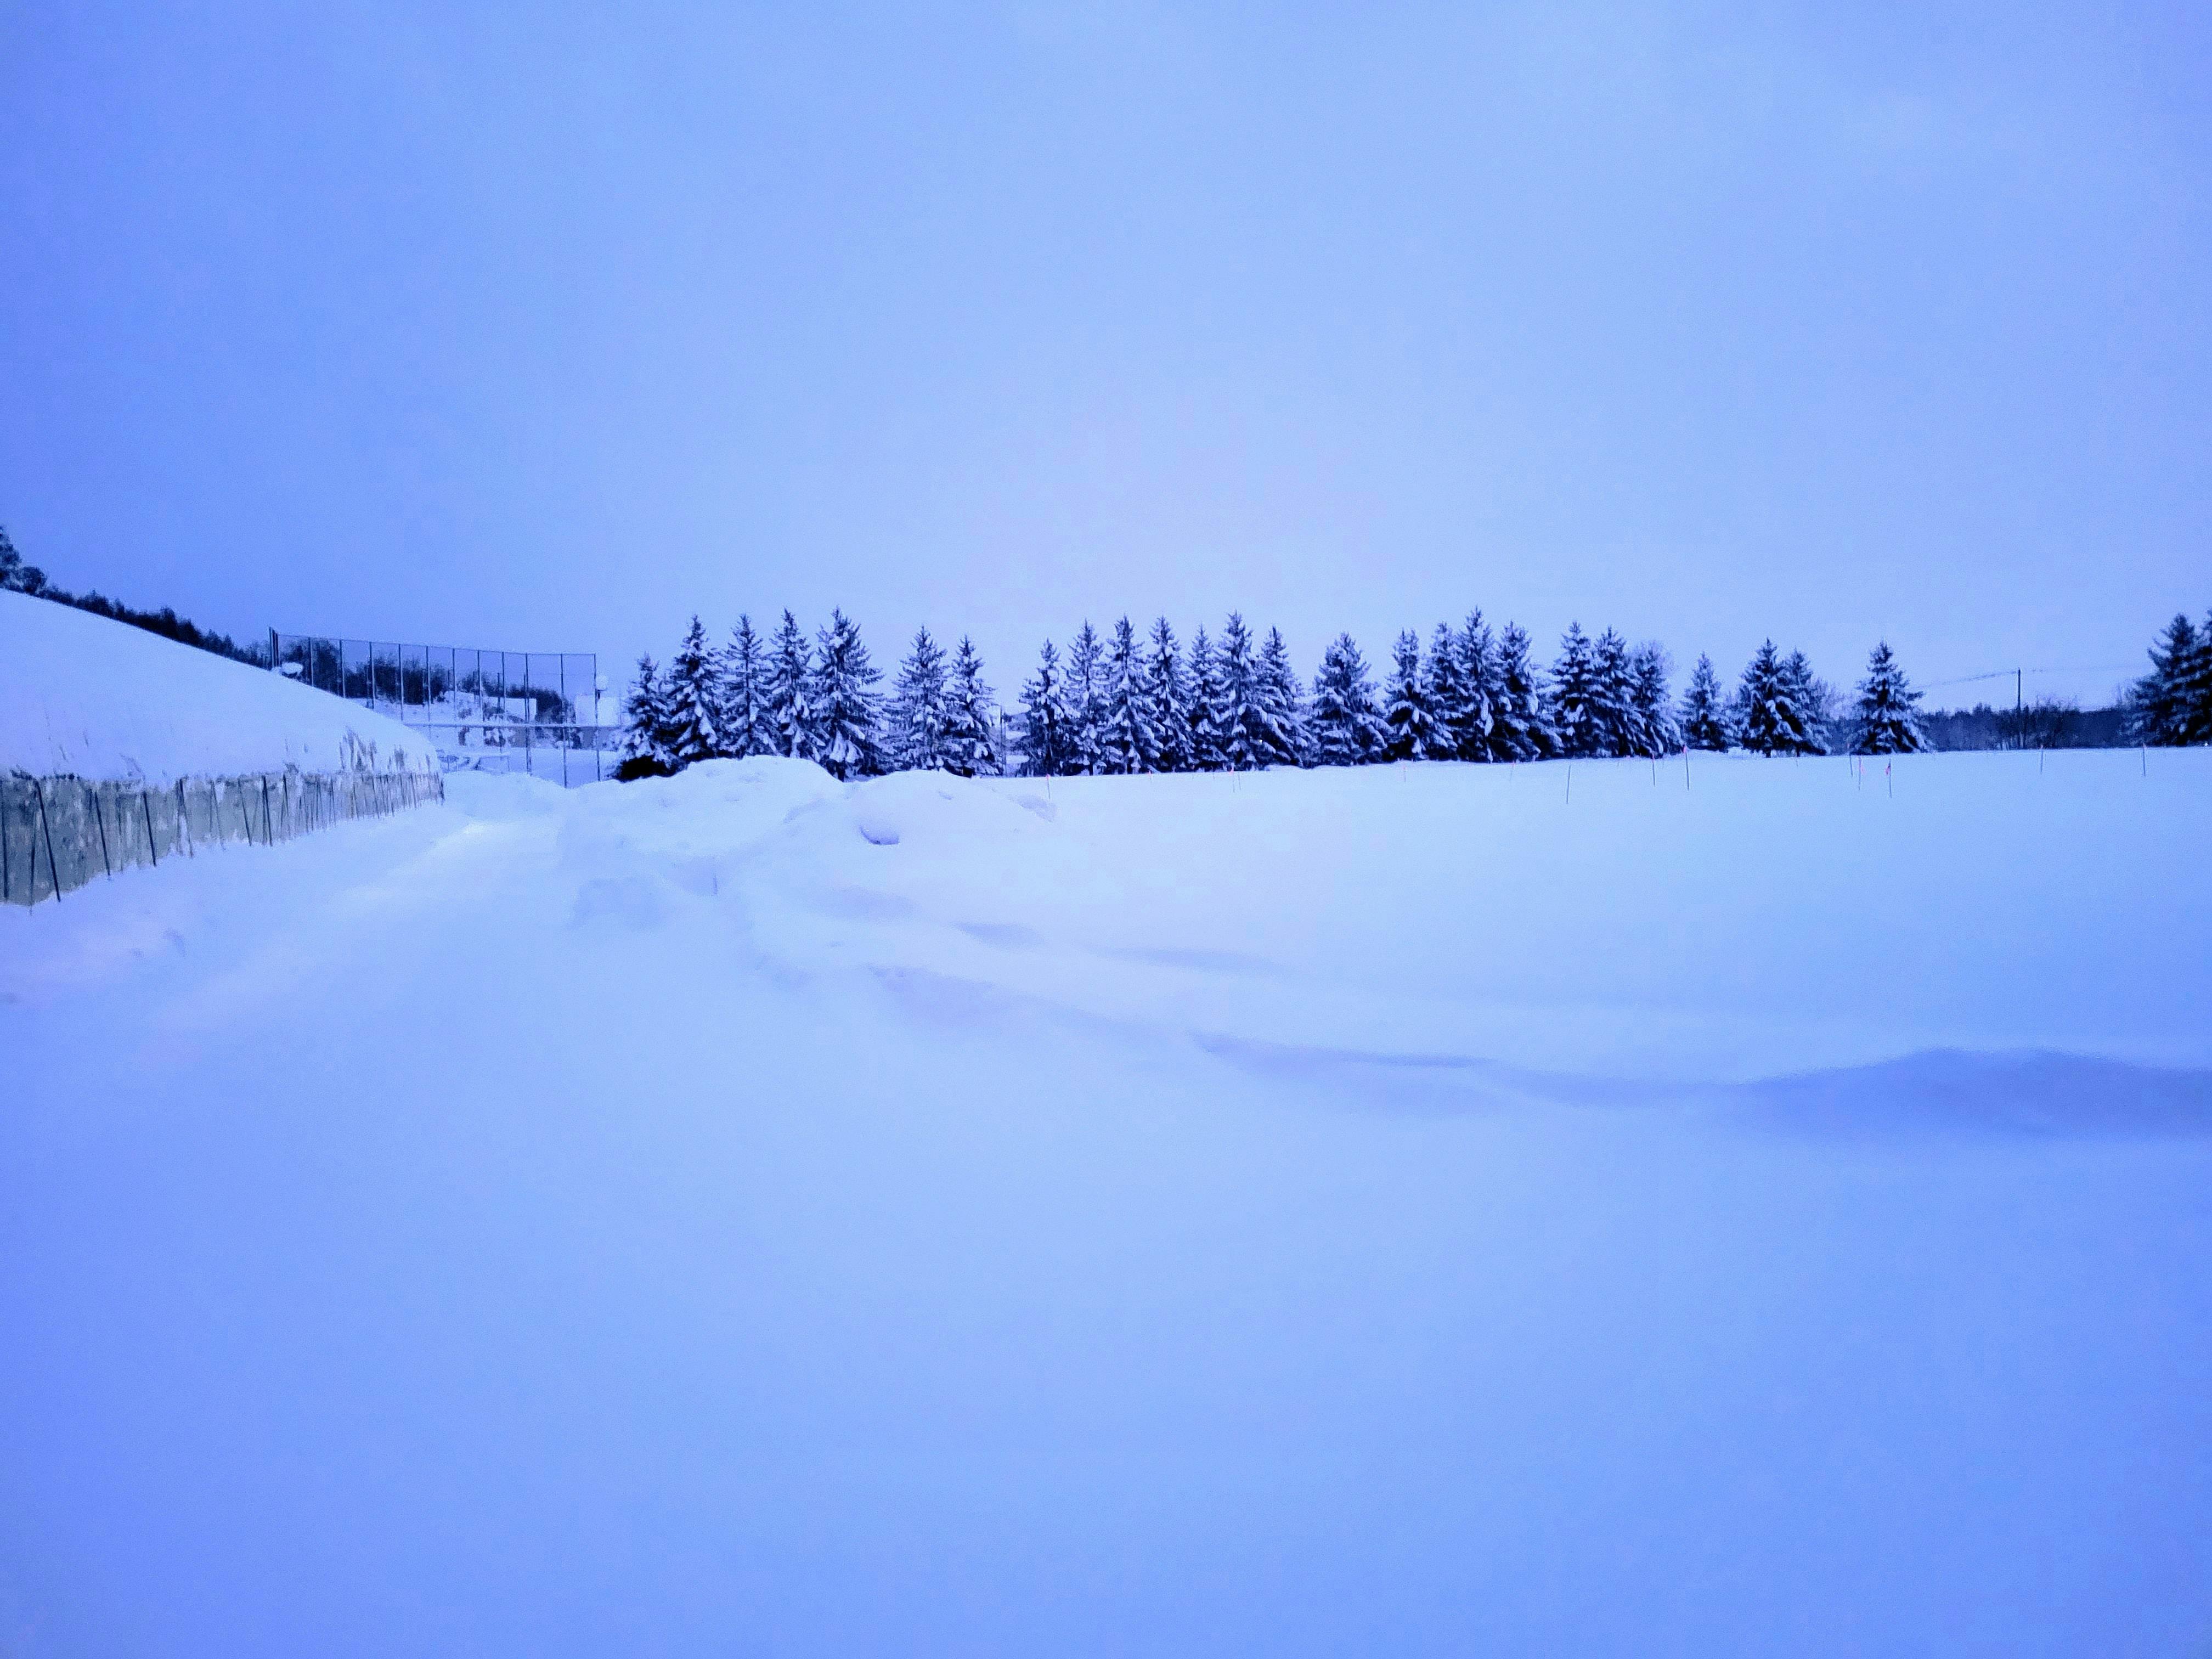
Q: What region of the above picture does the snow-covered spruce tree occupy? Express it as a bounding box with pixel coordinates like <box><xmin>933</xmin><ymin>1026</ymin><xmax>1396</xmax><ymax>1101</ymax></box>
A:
<box><xmin>2130</xmin><ymin>612</ymin><xmax>2212</xmax><ymax>745</ymax></box>
<box><xmin>1454</xmin><ymin>611</ymin><xmax>1499</xmax><ymax>760</ymax></box>
<box><xmin>941</xmin><ymin>636</ymin><xmax>1002</xmax><ymax>777</ymax></box>
<box><xmin>1422</xmin><ymin>623</ymin><xmax>1467</xmax><ymax>759</ymax></box>
<box><xmin>1216</xmin><ymin>614</ymin><xmax>1255</xmax><ymax>767</ymax></box>
<box><xmin>1096</xmin><ymin>616</ymin><xmax>1160</xmax><ymax>774</ymax></box>
<box><xmin>1307</xmin><ymin>633</ymin><xmax>1389</xmax><ymax>766</ymax></box>
<box><xmin>718</xmin><ymin>614</ymin><xmax>776</xmax><ymax>758</ymax></box>
<box><xmin>1735</xmin><ymin>640</ymin><xmax>1821</xmax><ymax>757</ymax></box>
<box><xmin>764</xmin><ymin>609</ymin><xmax>816</xmax><ymax>760</ymax></box>
<box><xmin>1548</xmin><ymin>623</ymin><xmax>1602</xmax><ymax>757</ymax></box>
<box><xmin>1383</xmin><ymin>630</ymin><xmax>1444</xmax><ymax>761</ymax></box>
<box><xmin>1215</xmin><ymin>613</ymin><xmax>1285</xmax><ymax>770</ymax></box>
<box><xmin>887</xmin><ymin>626</ymin><xmax>951</xmax><ymax>771</ymax></box>
<box><xmin>1018</xmin><ymin>639</ymin><xmax>1076</xmax><ymax>776</ymax></box>
<box><xmin>1066</xmin><ymin>621</ymin><xmax>1107</xmax><ymax>776</ymax></box>
<box><xmin>1143</xmin><ymin>617</ymin><xmax>1192</xmax><ymax>773</ymax></box>
<box><xmin>619</xmin><ymin>653</ymin><xmax>675</xmax><ymax>776</ymax></box>
<box><xmin>1779</xmin><ymin>650</ymin><xmax>1832</xmax><ymax>754</ymax></box>
<box><xmin>809</xmin><ymin>609</ymin><xmax>884</xmax><ymax>779</ymax></box>
<box><xmin>1851</xmin><ymin>641</ymin><xmax>1929</xmax><ymax>755</ymax></box>
<box><xmin>1678</xmin><ymin>653</ymin><xmax>1733</xmax><ymax>751</ymax></box>
<box><xmin>662</xmin><ymin>616</ymin><xmax>725</xmax><ymax>766</ymax></box>
<box><xmin>1589</xmin><ymin>629</ymin><xmax>1638</xmax><ymax>757</ymax></box>
<box><xmin>1187</xmin><ymin>624</ymin><xmax>1227</xmax><ymax>771</ymax></box>
<box><xmin>1627</xmin><ymin>644</ymin><xmax>1678</xmax><ymax>756</ymax></box>
<box><xmin>1255</xmin><ymin>628</ymin><xmax>1308</xmax><ymax>766</ymax></box>
<box><xmin>1489</xmin><ymin>623</ymin><xmax>1553</xmax><ymax>760</ymax></box>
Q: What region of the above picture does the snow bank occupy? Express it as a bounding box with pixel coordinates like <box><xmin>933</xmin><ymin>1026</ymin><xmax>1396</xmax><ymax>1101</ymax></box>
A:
<box><xmin>0</xmin><ymin>589</ymin><xmax>435</xmax><ymax>781</ymax></box>
<box><xmin>5</xmin><ymin>748</ymin><xmax>2211</xmax><ymax>1657</ymax></box>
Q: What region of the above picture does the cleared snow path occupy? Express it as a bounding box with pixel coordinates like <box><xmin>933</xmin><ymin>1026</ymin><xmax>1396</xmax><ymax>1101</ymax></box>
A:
<box><xmin>4</xmin><ymin>752</ymin><xmax>2210</xmax><ymax>1657</ymax></box>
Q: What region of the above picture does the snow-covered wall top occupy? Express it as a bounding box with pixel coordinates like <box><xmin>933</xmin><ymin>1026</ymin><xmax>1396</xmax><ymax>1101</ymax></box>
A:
<box><xmin>0</xmin><ymin>590</ymin><xmax>436</xmax><ymax>782</ymax></box>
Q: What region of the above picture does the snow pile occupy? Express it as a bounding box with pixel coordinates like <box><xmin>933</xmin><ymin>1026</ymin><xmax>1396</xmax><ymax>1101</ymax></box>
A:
<box><xmin>0</xmin><ymin>590</ymin><xmax>435</xmax><ymax>781</ymax></box>
<box><xmin>721</xmin><ymin>749</ymin><xmax>2212</xmax><ymax>1083</ymax></box>
<box><xmin>4</xmin><ymin>749</ymin><xmax>2210</xmax><ymax>1657</ymax></box>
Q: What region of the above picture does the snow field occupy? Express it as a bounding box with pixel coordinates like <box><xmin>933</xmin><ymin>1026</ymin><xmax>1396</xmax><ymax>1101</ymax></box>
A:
<box><xmin>3</xmin><ymin>748</ymin><xmax>2210</xmax><ymax>1657</ymax></box>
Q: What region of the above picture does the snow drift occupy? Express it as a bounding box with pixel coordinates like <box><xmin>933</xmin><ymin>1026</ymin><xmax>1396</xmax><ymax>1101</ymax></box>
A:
<box><xmin>0</xmin><ymin>589</ymin><xmax>435</xmax><ymax>782</ymax></box>
<box><xmin>4</xmin><ymin>748</ymin><xmax>2210</xmax><ymax>1658</ymax></box>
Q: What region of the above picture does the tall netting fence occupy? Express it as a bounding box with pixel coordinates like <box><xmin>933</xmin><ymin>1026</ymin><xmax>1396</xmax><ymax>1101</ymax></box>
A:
<box><xmin>3</xmin><ymin>768</ymin><xmax>445</xmax><ymax>908</ymax></box>
<box><xmin>271</xmin><ymin>635</ymin><xmax>617</xmax><ymax>785</ymax></box>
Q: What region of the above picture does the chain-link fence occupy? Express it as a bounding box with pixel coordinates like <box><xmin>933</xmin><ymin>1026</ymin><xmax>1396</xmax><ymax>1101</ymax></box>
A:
<box><xmin>270</xmin><ymin>634</ymin><xmax>616</xmax><ymax>785</ymax></box>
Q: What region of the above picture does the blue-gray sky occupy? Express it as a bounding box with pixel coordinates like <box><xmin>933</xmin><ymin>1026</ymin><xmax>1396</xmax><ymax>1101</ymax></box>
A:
<box><xmin>3</xmin><ymin>1</ymin><xmax>2207</xmax><ymax>704</ymax></box>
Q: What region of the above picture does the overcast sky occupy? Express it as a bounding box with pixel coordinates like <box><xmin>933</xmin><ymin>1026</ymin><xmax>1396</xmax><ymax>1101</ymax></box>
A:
<box><xmin>3</xmin><ymin>1</ymin><xmax>2206</xmax><ymax>706</ymax></box>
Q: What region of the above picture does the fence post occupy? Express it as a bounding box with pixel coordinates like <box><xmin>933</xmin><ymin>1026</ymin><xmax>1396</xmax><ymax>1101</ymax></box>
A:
<box><xmin>144</xmin><ymin>789</ymin><xmax>160</xmax><ymax>866</ymax></box>
<box><xmin>93</xmin><ymin>786</ymin><xmax>113</xmax><ymax>878</ymax></box>
<box><xmin>32</xmin><ymin>777</ymin><xmax>61</xmax><ymax>902</ymax></box>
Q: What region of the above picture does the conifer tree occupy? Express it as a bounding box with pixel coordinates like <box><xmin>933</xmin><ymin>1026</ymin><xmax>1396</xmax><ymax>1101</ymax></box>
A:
<box><xmin>1216</xmin><ymin>613</ymin><xmax>1262</xmax><ymax>770</ymax></box>
<box><xmin>1589</xmin><ymin>629</ymin><xmax>1637</xmax><ymax>756</ymax></box>
<box><xmin>1255</xmin><ymin>628</ymin><xmax>1308</xmax><ymax>766</ymax></box>
<box><xmin>2188</xmin><ymin>610</ymin><xmax>2212</xmax><ymax>741</ymax></box>
<box><xmin>662</xmin><ymin>616</ymin><xmax>725</xmax><ymax>766</ymax></box>
<box><xmin>1627</xmin><ymin>644</ymin><xmax>1678</xmax><ymax>756</ymax></box>
<box><xmin>1850</xmin><ymin>641</ymin><xmax>1929</xmax><ymax>755</ymax></box>
<box><xmin>1175</xmin><ymin>624</ymin><xmax>1219</xmax><ymax>770</ymax></box>
<box><xmin>1143</xmin><ymin>617</ymin><xmax>1192</xmax><ymax>772</ymax></box>
<box><xmin>1548</xmin><ymin>623</ymin><xmax>1602</xmax><ymax>757</ymax></box>
<box><xmin>764</xmin><ymin>610</ymin><xmax>816</xmax><ymax>760</ymax></box>
<box><xmin>1097</xmin><ymin>616</ymin><xmax>1160</xmax><ymax>774</ymax></box>
<box><xmin>1018</xmin><ymin>639</ymin><xmax>1076</xmax><ymax>776</ymax></box>
<box><xmin>1679</xmin><ymin>653</ymin><xmax>1733</xmax><ymax>752</ymax></box>
<box><xmin>1454</xmin><ymin>611</ymin><xmax>1500</xmax><ymax>760</ymax></box>
<box><xmin>1422</xmin><ymin>622</ymin><xmax>1468</xmax><ymax>759</ymax></box>
<box><xmin>942</xmin><ymin>636</ymin><xmax>1002</xmax><ymax>777</ymax></box>
<box><xmin>1779</xmin><ymin>650</ymin><xmax>1831</xmax><ymax>754</ymax></box>
<box><xmin>2131</xmin><ymin>612</ymin><xmax>2212</xmax><ymax>745</ymax></box>
<box><xmin>1308</xmin><ymin>633</ymin><xmax>1389</xmax><ymax>766</ymax></box>
<box><xmin>809</xmin><ymin>609</ymin><xmax>883</xmax><ymax>779</ymax></box>
<box><xmin>719</xmin><ymin>614</ymin><xmax>775</xmax><ymax>758</ymax></box>
<box><xmin>620</xmin><ymin>653</ymin><xmax>674</xmax><ymax>771</ymax></box>
<box><xmin>887</xmin><ymin>626</ymin><xmax>952</xmax><ymax>771</ymax></box>
<box><xmin>1490</xmin><ymin>623</ymin><xmax>1553</xmax><ymax>760</ymax></box>
<box><xmin>1383</xmin><ymin>630</ymin><xmax>1444</xmax><ymax>761</ymax></box>
<box><xmin>1066</xmin><ymin>621</ymin><xmax>1107</xmax><ymax>776</ymax></box>
<box><xmin>1735</xmin><ymin>640</ymin><xmax>1821</xmax><ymax>756</ymax></box>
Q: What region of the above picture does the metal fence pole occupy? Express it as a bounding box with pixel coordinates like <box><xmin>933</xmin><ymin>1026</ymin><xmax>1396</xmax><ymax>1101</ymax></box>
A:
<box><xmin>33</xmin><ymin>778</ymin><xmax>60</xmax><ymax>902</ymax></box>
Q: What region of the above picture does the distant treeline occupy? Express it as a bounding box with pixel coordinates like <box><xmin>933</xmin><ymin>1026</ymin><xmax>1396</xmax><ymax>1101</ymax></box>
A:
<box><xmin>1</xmin><ymin>526</ymin><xmax>266</xmax><ymax>667</ymax></box>
<box><xmin>1920</xmin><ymin>704</ymin><xmax>2132</xmax><ymax>752</ymax></box>
<box><xmin>620</xmin><ymin>611</ymin><xmax>1938</xmax><ymax>781</ymax></box>
<box><xmin>625</xmin><ymin>599</ymin><xmax>2212</xmax><ymax>781</ymax></box>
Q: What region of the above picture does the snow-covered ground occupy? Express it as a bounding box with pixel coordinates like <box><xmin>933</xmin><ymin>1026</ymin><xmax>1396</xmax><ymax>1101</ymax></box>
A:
<box><xmin>4</xmin><ymin>751</ymin><xmax>2210</xmax><ymax>1657</ymax></box>
<box><xmin>1</xmin><ymin>591</ymin><xmax>433</xmax><ymax>780</ymax></box>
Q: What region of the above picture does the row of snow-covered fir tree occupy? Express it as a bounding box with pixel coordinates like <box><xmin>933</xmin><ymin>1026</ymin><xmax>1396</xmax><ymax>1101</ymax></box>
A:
<box><xmin>618</xmin><ymin>610</ymin><xmax>1938</xmax><ymax>780</ymax></box>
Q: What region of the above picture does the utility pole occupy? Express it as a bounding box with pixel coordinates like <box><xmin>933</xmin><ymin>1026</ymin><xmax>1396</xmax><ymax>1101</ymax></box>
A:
<box><xmin>2016</xmin><ymin>668</ymin><xmax>2023</xmax><ymax>749</ymax></box>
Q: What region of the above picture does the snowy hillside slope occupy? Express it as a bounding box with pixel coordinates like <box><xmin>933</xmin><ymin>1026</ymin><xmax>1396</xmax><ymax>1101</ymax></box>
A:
<box><xmin>0</xmin><ymin>589</ymin><xmax>433</xmax><ymax>780</ymax></box>
<box><xmin>4</xmin><ymin>752</ymin><xmax>2210</xmax><ymax>1657</ymax></box>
